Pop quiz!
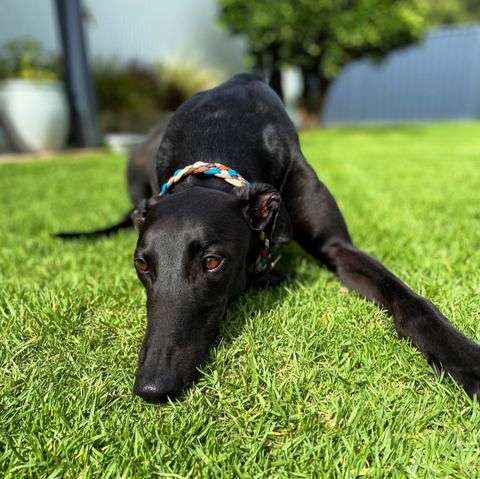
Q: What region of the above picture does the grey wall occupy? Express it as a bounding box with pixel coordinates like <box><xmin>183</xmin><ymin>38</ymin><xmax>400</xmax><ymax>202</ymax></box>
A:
<box><xmin>0</xmin><ymin>0</ymin><xmax>248</xmax><ymax>75</ymax></box>
<box><xmin>0</xmin><ymin>0</ymin><xmax>59</xmax><ymax>53</ymax></box>
<box><xmin>323</xmin><ymin>24</ymin><xmax>480</xmax><ymax>125</ymax></box>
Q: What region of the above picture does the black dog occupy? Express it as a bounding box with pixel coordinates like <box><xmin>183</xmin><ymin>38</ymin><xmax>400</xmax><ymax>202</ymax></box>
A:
<box><xmin>59</xmin><ymin>73</ymin><xmax>480</xmax><ymax>402</ymax></box>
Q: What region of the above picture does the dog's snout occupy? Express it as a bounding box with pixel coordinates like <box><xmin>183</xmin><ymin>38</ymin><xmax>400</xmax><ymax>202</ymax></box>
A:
<box><xmin>133</xmin><ymin>373</ymin><xmax>178</xmax><ymax>403</ymax></box>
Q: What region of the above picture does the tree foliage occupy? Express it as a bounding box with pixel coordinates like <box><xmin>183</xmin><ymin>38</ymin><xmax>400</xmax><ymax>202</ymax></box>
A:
<box><xmin>218</xmin><ymin>0</ymin><xmax>426</xmax><ymax>125</ymax></box>
<box><xmin>220</xmin><ymin>0</ymin><xmax>426</xmax><ymax>78</ymax></box>
<box><xmin>424</xmin><ymin>0</ymin><xmax>480</xmax><ymax>26</ymax></box>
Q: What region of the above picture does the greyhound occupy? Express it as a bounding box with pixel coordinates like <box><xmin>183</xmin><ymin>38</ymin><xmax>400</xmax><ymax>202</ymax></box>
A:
<box><xmin>58</xmin><ymin>73</ymin><xmax>480</xmax><ymax>402</ymax></box>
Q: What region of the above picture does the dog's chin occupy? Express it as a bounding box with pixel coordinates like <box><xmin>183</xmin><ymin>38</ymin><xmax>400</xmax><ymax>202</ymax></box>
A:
<box><xmin>141</xmin><ymin>392</ymin><xmax>177</xmax><ymax>404</ymax></box>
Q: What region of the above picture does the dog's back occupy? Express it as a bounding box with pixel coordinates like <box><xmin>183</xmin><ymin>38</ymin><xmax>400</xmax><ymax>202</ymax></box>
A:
<box><xmin>154</xmin><ymin>73</ymin><xmax>299</xmax><ymax>192</ymax></box>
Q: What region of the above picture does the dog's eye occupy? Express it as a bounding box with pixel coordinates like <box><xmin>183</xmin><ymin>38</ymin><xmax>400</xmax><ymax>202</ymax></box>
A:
<box><xmin>203</xmin><ymin>256</ymin><xmax>222</xmax><ymax>272</ymax></box>
<box><xmin>135</xmin><ymin>259</ymin><xmax>148</xmax><ymax>272</ymax></box>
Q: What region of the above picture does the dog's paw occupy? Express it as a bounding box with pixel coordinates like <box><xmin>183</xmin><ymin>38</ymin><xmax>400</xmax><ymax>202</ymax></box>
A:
<box><xmin>398</xmin><ymin>296</ymin><xmax>480</xmax><ymax>399</ymax></box>
<box><xmin>426</xmin><ymin>342</ymin><xmax>480</xmax><ymax>399</ymax></box>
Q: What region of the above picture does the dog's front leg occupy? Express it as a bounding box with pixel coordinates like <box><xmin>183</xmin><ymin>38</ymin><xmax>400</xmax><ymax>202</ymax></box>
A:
<box><xmin>284</xmin><ymin>158</ymin><xmax>480</xmax><ymax>397</ymax></box>
<box><xmin>320</xmin><ymin>241</ymin><xmax>480</xmax><ymax>397</ymax></box>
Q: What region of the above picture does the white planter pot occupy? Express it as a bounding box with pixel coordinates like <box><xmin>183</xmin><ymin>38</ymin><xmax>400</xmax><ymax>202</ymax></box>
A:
<box><xmin>0</xmin><ymin>79</ymin><xmax>69</xmax><ymax>152</ymax></box>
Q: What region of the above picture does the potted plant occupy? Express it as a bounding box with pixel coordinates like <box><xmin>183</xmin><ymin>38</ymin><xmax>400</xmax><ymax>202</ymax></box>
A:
<box><xmin>0</xmin><ymin>37</ymin><xmax>69</xmax><ymax>152</ymax></box>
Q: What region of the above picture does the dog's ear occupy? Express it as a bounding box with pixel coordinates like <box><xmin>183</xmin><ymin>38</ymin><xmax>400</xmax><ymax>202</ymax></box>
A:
<box><xmin>239</xmin><ymin>183</ymin><xmax>293</xmax><ymax>245</ymax></box>
<box><xmin>132</xmin><ymin>196</ymin><xmax>161</xmax><ymax>233</ymax></box>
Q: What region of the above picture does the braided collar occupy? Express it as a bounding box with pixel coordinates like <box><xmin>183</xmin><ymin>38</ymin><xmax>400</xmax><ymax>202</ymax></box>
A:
<box><xmin>158</xmin><ymin>161</ymin><xmax>282</xmax><ymax>275</ymax></box>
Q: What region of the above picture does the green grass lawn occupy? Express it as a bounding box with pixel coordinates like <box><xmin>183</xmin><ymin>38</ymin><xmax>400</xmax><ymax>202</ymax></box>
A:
<box><xmin>1</xmin><ymin>123</ymin><xmax>480</xmax><ymax>478</ymax></box>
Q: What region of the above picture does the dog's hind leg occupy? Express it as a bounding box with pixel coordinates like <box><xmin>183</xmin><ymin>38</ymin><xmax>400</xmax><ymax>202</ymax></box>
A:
<box><xmin>126</xmin><ymin>121</ymin><xmax>168</xmax><ymax>206</ymax></box>
<box><xmin>284</xmin><ymin>157</ymin><xmax>480</xmax><ymax>398</ymax></box>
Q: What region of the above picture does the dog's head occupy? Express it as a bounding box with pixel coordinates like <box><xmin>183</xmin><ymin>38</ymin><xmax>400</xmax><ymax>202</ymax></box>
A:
<box><xmin>131</xmin><ymin>184</ymin><xmax>292</xmax><ymax>402</ymax></box>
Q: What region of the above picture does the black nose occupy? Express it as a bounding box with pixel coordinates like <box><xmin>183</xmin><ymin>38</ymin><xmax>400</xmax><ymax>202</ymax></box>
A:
<box><xmin>133</xmin><ymin>373</ymin><xmax>178</xmax><ymax>403</ymax></box>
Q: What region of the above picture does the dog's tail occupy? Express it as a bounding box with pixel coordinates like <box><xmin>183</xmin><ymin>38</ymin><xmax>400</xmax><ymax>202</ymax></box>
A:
<box><xmin>54</xmin><ymin>211</ymin><xmax>133</xmax><ymax>239</ymax></box>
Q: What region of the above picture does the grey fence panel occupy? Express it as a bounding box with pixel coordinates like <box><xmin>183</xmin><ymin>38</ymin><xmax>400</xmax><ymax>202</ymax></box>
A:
<box><xmin>323</xmin><ymin>24</ymin><xmax>480</xmax><ymax>125</ymax></box>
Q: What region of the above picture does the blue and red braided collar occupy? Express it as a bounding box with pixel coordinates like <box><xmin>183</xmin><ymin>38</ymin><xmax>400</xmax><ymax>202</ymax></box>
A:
<box><xmin>158</xmin><ymin>162</ymin><xmax>281</xmax><ymax>274</ymax></box>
